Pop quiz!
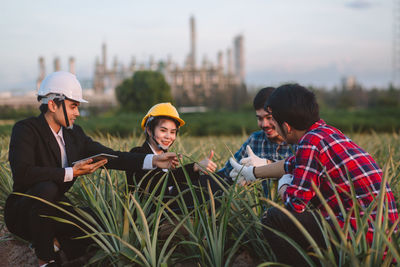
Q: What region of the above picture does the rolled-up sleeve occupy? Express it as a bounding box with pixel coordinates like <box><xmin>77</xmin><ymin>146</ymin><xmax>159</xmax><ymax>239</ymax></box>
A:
<box><xmin>283</xmin><ymin>142</ymin><xmax>320</xmax><ymax>213</ymax></box>
<box><xmin>284</xmin><ymin>155</ymin><xmax>295</xmax><ymax>174</ymax></box>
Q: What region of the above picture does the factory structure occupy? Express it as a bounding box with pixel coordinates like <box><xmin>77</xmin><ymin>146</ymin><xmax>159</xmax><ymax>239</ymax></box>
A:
<box><xmin>90</xmin><ymin>16</ymin><xmax>246</xmax><ymax>109</ymax></box>
<box><xmin>2</xmin><ymin>16</ymin><xmax>246</xmax><ymax>110</ymax></box>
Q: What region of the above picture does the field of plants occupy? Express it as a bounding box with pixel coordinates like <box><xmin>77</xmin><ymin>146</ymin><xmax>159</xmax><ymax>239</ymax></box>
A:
<box><xmin>0</xmin><ymin>131</ymin><xmax>400</xmax><ymax>266</ymax></box>
<box><xmin>2</xmin><ymin>106</ymin><xmax>400</xmax><ymax>137</ymax></box>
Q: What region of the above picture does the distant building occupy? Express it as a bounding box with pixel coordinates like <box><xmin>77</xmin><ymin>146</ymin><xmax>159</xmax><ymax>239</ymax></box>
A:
<box><xmin>92</xmin><ymin>16</ymin><xmax>247</xmax><ymax>109</ymax></box>
<box><xmin>36</xmin><ymin>56</ymin><xmax>76</xmax><ymax>90</ymax></box>
<box><xmin>30</xmin><ymin>16</ymin><xmax>246</xmax><ymax>110</ymax></box>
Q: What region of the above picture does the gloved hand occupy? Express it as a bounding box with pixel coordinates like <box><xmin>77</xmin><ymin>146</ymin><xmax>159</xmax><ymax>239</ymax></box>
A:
<box><xmin>240</xmin><ymin>145</ymin><xmax>268</xmax><ymax>167</ymax></box>
<box><xmin>229</xmin><ymin>158</ymin><xmax>256</xmax><ymax>182</ymax></box>
<box><xmin>278</xmin><ymin>174</ymin><xmax>293</xmax><ymax>191</ymax></box>
<box><xmin>229</xmin><ymin>169</ymin><xmax>248</xmax><ymax>186</ymax></box>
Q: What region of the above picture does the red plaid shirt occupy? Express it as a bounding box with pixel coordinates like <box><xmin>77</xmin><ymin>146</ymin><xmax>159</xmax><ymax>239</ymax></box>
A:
<box><xmin>283</xmin><ymin>120</ymin><xmax>398</xmax><ymax>242</ymax></box>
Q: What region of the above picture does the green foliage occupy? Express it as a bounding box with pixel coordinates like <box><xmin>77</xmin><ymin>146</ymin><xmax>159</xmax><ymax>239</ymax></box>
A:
<box><xmin>0</xmin><ymin>106</ymin><xmax>39</xmax><ymax>120</ymax></box>
<box><xmin>115</xmin><ymin>71</ymin><xmax>173</xmax><ymax>112</ymax></box>
<box><xmin>313</xmin><ymin>86</ymin><xmax>400</xmax><ymax>110</ymax></box>
<box><xmin>0</xmin><ymin>163</ymin><xmax>13</xmax><ymax>225</ymax></box>
<box><xmin>1</xmin><ymin>133</ymin><xmax>400</xmax><ymax>265</ymax></box>
<box><xmin>72</xmin><ymin>108</ymin><xmax>400</xmax><ymax>137</ymax></box>
<box><xmin>1</xmin><ymin>105</ymin><xmax>400</xmax><ymax>137</ymax></box>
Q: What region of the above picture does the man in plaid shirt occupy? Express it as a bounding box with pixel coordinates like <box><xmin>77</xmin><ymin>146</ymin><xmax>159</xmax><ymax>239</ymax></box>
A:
<box><xmin>282</xmin><ymin>119</ymin><xmax>398</xmax><ymax>236</ymax></box>
<box><xmin>218</xmin><ymin>87</ymin><xmax>294</xmax><ymax>193</ymax></box>
<box><xmin>229</xmin><ymin>84</ymin><xmax>398</xmax><ymax>265</ymax></box>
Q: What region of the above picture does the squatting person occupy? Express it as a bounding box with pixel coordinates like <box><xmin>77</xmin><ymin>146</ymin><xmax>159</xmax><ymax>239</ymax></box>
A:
<box><xmin>126</xmin><ymin>102</ymin><xmax>217</xmax><ymax>212</ymax></box>
<box><xmin>219</xmin><ymin>87</ymin><xmax>294</xmax><ymax>195</ymax></box>
<box><xmin>4</xmin><ymin>71</ymin><xmax>178</xmax><ymax>267</ymax></box>
<box><xmin>230</xmin><ymin>83</ymin><xmax>398</xmax><ymax>266</ymax></box>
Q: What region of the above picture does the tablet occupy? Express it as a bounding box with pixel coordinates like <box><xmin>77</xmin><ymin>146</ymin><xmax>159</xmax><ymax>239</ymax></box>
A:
<box><xmin>72</xmin><ymin>153</ymin><xmax>118</xmax><ymax>165</ymax></box>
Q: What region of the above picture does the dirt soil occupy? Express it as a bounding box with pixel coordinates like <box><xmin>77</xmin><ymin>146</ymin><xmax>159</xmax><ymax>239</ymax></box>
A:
<box><xmin>0</xmin><ymin>227</ymin><xmax>36</xmax><ymax>266</ymax></box>
<box><xmin>0</xmin><ymin>226</ymin><xmax>257</xmax><ymax>267</ymax></box>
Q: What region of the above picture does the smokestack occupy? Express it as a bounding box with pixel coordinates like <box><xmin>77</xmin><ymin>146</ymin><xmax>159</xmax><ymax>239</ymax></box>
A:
<box><xmin>69</xmin><ymin>57</ymin><xmax>76</xmax><ymax>74</ymax></box>
<box><xmin>54</xmin><ymin>57</ymin><xmax>61</xmax><ymax>71</ymax></box>
<box><xmin>217</xmin><ymin>51</ymin><xmax>223</xmax><ymax>71</ymax></box>
<box><xmin>227</xmin><ymin>48</ymin><xmax>233</xmax><ymax>75</ymax></box>
<box><xmin>38</xmin><ymin>57</ymin><xmax>45</xmax><ymax>79</ymax></box>
<box><xmin>37</xmin><ymin>57</ymin><xmax>46</xmax><ymax>89</ymax></box>
<box><xmin>190</xmin><ymin>16</ymin><xmax>196</xmax><ymax>68</ymax></box>
<box><xmin>234</xmin><ymin>35</ymin><xmax>245</xmax><ymax>83</ymax></box>
<box><xmin>102</xmin><ymin>43</ymin><xmax>107</xmax><ymax>73</ymax></box>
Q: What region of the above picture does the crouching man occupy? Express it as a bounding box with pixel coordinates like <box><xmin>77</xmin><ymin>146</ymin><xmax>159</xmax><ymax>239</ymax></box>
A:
<box><xmin>4</xmin><ymin>71</ymin><xmax>178</xmax><ymax>266</ymax></box>
<box><xmin>230</xmin><ymin>84</ymin><xmax>398</xmax><ymax>266</ymax></box>
<box><xmin>217</xmin><ymin>87</ymin><xmax>294</xmax><ymax>196</ymax></box>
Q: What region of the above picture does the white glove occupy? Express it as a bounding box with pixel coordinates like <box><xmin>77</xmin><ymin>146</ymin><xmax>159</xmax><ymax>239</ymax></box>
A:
<box><xmin>229</xmin><ymin>158</ymin><xmax>256</xmax><ymax>182</ymax></box>
<box><xmin>229</xmin><ymin>169</ymin><xmax>248</xmax><ymax>185</ymax></box>
<box><xmin>229</xmin><ymin>168</ymin><xmax>239</xmax><ymax>180</ymax></box>
<box><xmin>278</xmin><ymin>174</ymin><xmax>293</xmax><ymax>191</ymax></box>
<box><xmin>240</xmin><ymin>145</ymin><xmax>268</xmax><ymax>167</ymax></box>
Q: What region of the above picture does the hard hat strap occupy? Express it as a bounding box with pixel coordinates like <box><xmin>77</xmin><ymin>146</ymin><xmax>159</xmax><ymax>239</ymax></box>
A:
<box><xmin>151</xmin><ymin>135</ymin><xmax>169</xmax><ymax>153</ymax></box>
<box><xmin>148</xmin><ymin>126</ymin><xmax>175</xmax><ymax>153</ymax></box>
<box><xmin>61</xmin><ymin>100</ymin><xmax>71</xmax><ymax>129</ymax></box>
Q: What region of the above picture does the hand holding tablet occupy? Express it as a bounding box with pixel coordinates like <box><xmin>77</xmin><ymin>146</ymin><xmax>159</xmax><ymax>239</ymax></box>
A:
<box><xmin>72</xmin><ymin>153</ymin><xmax>118</xmax><ymax>165</ymax></box>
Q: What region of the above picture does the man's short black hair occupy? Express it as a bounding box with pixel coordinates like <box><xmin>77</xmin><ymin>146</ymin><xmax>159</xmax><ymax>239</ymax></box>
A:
<box><xmin>38</xmin><ymin>97</ymin><xmax>63</xmax><ymax>114</ymax></box>
<box><xmin>253</xmin><ymin>87</ymin><xmax>275</xmax><ymax>110</ymax></box>
<box><xmin>265</xmin><ymin>84</ymin><xmax>319</xmax><ymax>130</ymax></box>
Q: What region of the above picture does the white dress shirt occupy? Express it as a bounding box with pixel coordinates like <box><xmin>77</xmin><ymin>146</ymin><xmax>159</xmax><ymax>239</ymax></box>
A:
<box><xmin>50</xmin><ymin>127</ymin><xmax>73</xmax><ymax>182</ymax></box>
<box><xmin>50</xmin><ymin>128</ymin><xmax>156</xmax><ymax>182</ymax></box>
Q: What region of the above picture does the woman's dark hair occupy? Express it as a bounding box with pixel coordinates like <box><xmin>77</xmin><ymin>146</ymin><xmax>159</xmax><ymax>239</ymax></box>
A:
<box><xmin>253</xmin><ymin>87</ymin><xmax>275</xmax><ymax>110</ymax></box>
<box><xmin>265</xmin><ymin>84</ymin><xmax>319</xmax><ymax>130</ymax></box>
<box><xmin>38</xmin><ymin>97</ymin><xmax>63</xmax><ymax>114</ymax></box>
<box><xmin>145</xmin><ymin>116</ymin><xmax>180</xmax><ymax>139</ymax></box>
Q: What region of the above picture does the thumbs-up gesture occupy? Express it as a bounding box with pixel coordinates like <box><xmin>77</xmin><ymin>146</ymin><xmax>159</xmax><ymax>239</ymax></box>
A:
<box><xmin>229</xmin><ymin>157</ymin><xmax>256</xmax><ymax>183</ymax></box>
<box><xmin>194</xmin><ymin>150</ymin><xmax>217</xmax><ymax>174</ymax></box>
<box><xmin>240</xmin><ymin>145</ymin><xmax>269</xmax><ymax>167</ymax></box>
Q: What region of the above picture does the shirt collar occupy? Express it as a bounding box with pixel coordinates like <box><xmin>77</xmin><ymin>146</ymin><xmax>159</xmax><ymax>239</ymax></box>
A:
<box><xmin>297</xmin><ymin>119</ymin><xmax>326</xmax><ymax>144</ymax></box>
<box><xmin>147</xmin><ymin>141</ymin><xmax>158</xmax><ymax>155</ymax></box>
<box><xmin>50</xmin><ymin>127</ymin><xmax>65</xmax><ymax>144</ymax></box>
<box><xmin>307</xmin><ymin>119</ymin><xmax>326</xmax><ymax>132</ymax></box>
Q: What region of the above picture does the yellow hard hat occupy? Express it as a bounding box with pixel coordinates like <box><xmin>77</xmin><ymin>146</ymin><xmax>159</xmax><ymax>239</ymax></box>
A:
<box><xmin>141</xmin><ymin>102</ymin><xmax>185</xmax><ymax>130</ymax></box>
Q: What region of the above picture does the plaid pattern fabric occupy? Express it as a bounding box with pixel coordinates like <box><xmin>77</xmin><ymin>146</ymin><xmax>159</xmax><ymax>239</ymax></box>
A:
<box><xmin>220</xmin><ymin>130</ymin><xmax>294</xmax><ymax>177</ymax></box>
<box><xmin>283</xmin><ymin>120</ymin><xmax>398</xmax><ymax>242</ymax></box>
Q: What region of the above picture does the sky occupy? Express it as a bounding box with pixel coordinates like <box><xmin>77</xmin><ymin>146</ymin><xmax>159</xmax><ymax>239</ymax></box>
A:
<box><xmin>0</xmin><ymin>0</ymin><xmax>393</xmax><ymax>92</ymax></box>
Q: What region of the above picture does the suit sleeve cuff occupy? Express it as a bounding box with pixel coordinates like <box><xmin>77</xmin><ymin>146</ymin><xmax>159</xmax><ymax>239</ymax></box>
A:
<box><xmin>143</xmin><ymin>154</ymin><xmax>156</xmax><ymax>170</ymax></box>
<box><xmin>64</xmin><ymin>167</ymin><xmax>74</xmax><ymax>182</ymax></box>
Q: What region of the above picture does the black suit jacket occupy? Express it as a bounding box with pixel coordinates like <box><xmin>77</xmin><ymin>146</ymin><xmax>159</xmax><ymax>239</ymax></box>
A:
<box><xmin>8</xmin><ymin>114</ymin><xmax>146</xmax><ymax>193</ymax></box>
<box><xmin>125</xmin><ymin>142</ymin><xmax>199</xmax><ymax>197</ymax></box>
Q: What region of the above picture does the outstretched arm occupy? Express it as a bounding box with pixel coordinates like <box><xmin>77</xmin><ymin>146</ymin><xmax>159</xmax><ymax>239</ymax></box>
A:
<box><xmin>229</xmin><ymin>158</ymin><xmax>286</xmax><ymax>183</ymax></box>
<box><xmin>152</xmin><ymin>152</ymin><xmax>179</xmax><ymax>169</ymax></box>
<box><xmin>254</xmin><ymin>160</ymin><xmax>285</xmax><ymax>178</ymax></box>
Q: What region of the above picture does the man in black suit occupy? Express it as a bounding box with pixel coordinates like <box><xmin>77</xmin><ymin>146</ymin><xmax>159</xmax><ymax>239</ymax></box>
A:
<box><xmin>4</xmin><ymin>71</ymin><xmax>178</xmax><ymax>267</ymax></box>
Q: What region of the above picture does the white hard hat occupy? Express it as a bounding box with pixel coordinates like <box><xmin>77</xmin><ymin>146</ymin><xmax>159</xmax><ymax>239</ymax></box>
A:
<box><xmin>38</xmin><ymin>71</ymin><xmax>88</xmax><ymax>103</ymax></box>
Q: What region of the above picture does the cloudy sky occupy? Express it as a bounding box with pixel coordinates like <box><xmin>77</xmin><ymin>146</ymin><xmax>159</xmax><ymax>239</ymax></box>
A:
<box><xmin>0</xmin><ymin>0</ymin><xmax>393</xmax><ymax>92</ymax></box>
